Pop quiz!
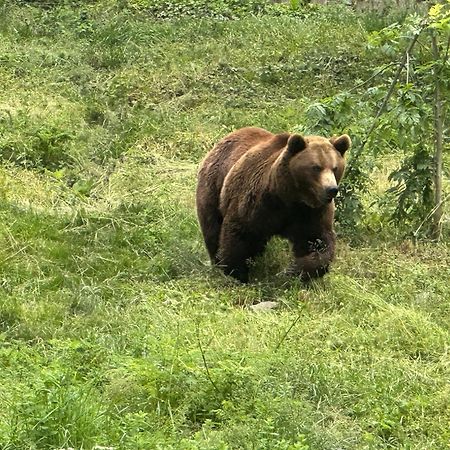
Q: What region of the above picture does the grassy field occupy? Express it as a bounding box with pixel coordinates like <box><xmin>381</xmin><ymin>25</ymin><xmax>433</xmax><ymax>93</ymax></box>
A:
<box><xmin>0</xmin><ymin>1</ymin><xmax>449</xmax><ymax>449</ymax></box>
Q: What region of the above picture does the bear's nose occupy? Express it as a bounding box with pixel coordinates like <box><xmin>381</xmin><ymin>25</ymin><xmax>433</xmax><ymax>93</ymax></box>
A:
<box><xmin>326</xmin><ymin>187</ymin><xmax>339</xmax><ymax>199</ymax></box>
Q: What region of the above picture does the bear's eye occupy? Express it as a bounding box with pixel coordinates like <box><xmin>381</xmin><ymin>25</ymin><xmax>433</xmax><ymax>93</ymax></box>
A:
<box><xmin>333</xmin><ymin>166</ymin><xmax>338</xmax><ymax>173</ymax></box>
<box><xmin>312</xmin><ymin>165</ymin><xmax>322</xmax><ymax>173</ymax></box>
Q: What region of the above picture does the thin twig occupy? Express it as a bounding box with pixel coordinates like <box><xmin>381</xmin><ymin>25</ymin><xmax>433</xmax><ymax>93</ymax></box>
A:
<box><xmin>196</xmin><ymin>323</ymin><xmax>220</xmax><ymax>394</ymax></box>
<box><xmin>413</xmin><ymin>193</ymin><xmax>449</xmax><ymax>239</ymax></box>
<box><xmin>406</xmin><ymin>50</ymin><xmax>410</xmax><ymax>84</ymax></box>
<box><xmin>348</xmin><ymin>62</ymin><xmax>398</xmax><ymax>93</ymax></box>
<box><xmin>274</xmin><ymin>313</ymin><xmax>302</xmax><ymax>351</ymax></box>
<box><xmin>431</xmin><ymin>30</ymin><xmax>444</xmax><ymax>241</ymax></box>
<box><xmin>0</xmin><ymin>245</ymin><xmax>29</xmax><ymax>265</ymax></box>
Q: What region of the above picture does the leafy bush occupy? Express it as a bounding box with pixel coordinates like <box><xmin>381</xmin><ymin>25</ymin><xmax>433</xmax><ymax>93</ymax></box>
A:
<box><xmin>0</xmin><ymin>121</ymin><xmax>75</xmax><ymax>170</ymax></box>
<box><xmin>300</xmin><ymin>10</ymin><xmax>449</xmax><ymax>238</ymax></box>
<box><xmin>129</xmin><ymin>0</ymin><xmax>271</xmax><ymax>20</ymax></box>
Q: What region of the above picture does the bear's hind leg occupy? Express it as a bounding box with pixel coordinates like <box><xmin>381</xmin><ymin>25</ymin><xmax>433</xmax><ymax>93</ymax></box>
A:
<box><xmin>198</xmin><ymin>210</ymin><xmax>223</xmax><ymax>264</ymax></box>
<box><xmin>217</xmin><ymin>240</ymin><xmax>250</xmax><ymax>283</ymax></box>
<box><xmin>217</xmin><ymin>222</ymin><xmax>266</xmax><ymax>283</ymax></box>
<box><xmin>196</xmin><ymin>187</ymin><xmax>223</xmax><ymax>264</ymax></box>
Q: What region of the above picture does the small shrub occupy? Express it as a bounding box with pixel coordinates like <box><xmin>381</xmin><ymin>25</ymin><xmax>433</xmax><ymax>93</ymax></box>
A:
<box><xmin>0</xmin><ymin>123</ymin><xmax>74</xmax><ymax>170</ymax></box>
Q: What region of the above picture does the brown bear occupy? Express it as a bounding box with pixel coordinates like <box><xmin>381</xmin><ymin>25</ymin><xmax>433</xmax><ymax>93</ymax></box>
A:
<box><xmin>196</xmin><ymin>127</ymin><xmax>351</xmax><ymax>283</ymax></box>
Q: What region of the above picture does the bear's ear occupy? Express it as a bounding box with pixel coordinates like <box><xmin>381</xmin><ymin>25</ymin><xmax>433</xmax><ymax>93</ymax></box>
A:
<box><xmin>330</xmin><ymin>134</ymin><xmax>351</xmax><ymax>156</ymax></box>
<box><xmin>286</xmin><ymin>134</ymin><xmax>307</xmax><ymax>155</ymax></box>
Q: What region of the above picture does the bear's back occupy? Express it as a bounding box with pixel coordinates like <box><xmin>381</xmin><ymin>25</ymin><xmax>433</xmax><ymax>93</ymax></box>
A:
<box><xmin>198</xmin><ymin>127</ymin><xmax>273</xmax><ymax>192</ymax></box>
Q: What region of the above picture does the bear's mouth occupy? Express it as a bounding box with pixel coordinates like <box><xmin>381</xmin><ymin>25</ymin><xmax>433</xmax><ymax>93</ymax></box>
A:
<box><xmin>304</xmin><ymin>198</ymin><xmax>329</xmax><ymax>209</ymax></box>
<box><xmin>301</xmin><ymin>190</ymin><xmax>333</xmax><ymax>209</ymax></box>
<box><xmin>315</xmin><ymin>196</ymin><xmax>334</xmax><ymax>208</ymax></box>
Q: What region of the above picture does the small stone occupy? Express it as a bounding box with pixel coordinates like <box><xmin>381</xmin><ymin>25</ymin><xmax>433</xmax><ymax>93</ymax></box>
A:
<box><xmin>162</xmin><ymin>298</ymin><xmax>178</xmax><ymax>306</ymax></box>
<box><xmin>250</xmin><ymin>301</ymin><xmax>279</xmax><ymax>311</ymax></box>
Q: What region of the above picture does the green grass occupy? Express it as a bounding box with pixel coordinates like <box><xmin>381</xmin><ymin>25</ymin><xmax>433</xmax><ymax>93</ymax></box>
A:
<box><xmin>0</xmin><ymin>1</ymin><xmax>449</xmax><ymax>449</ymax></box>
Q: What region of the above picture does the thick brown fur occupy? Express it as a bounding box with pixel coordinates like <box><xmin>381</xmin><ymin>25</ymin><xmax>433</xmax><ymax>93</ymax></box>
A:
<box><xmin>196</xmin><ymin>127</ymin><xmax>351</xmax><ymax>282</ymax></box>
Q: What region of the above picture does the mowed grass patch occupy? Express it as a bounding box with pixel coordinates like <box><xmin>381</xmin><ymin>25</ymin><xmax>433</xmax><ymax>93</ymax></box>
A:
<box><xmin>1</xmin><ymin>1</ymin><xmax>369</xmax><ymax>167</ymax></box>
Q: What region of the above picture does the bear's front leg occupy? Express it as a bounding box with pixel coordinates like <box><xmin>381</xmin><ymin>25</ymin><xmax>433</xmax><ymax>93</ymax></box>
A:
<box><xmin>290</xmin><ymin>233</ymin><xmax>336</xmax><ymax>281</ymax></box>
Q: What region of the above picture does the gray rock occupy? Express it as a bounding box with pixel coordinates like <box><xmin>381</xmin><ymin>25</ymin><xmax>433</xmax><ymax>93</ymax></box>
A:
<box><xmin>250</xmin><ymin>301</ymin><xmax>279</xmax><ymax>311</ymax></box>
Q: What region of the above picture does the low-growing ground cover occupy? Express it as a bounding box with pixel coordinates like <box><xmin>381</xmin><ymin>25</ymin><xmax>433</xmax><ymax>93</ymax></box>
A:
<box><xmin>0</xmin><ymin>1</ymin><xmax>448</xmax><ymax>449</ymax></box>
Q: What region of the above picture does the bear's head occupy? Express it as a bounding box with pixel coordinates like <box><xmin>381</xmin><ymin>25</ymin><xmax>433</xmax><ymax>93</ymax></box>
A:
<box><xmin>272</xmin><ymin>133</ymin><xmax>351</xmax><ymax>208</ymax></box>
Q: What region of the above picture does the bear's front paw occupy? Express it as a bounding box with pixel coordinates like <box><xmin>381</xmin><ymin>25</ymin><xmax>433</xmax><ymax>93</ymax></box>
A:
<box><xmin>292</xmin><ymin>250</ymin><xmax>331</xmax><ymax>281</ymax></box>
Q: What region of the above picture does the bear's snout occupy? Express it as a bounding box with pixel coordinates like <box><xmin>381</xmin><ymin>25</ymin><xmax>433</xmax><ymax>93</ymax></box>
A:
<box><xmin>326</xmin><ymin>186</ymin><xmax>339</xmax><ymax>201</ymax></box>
